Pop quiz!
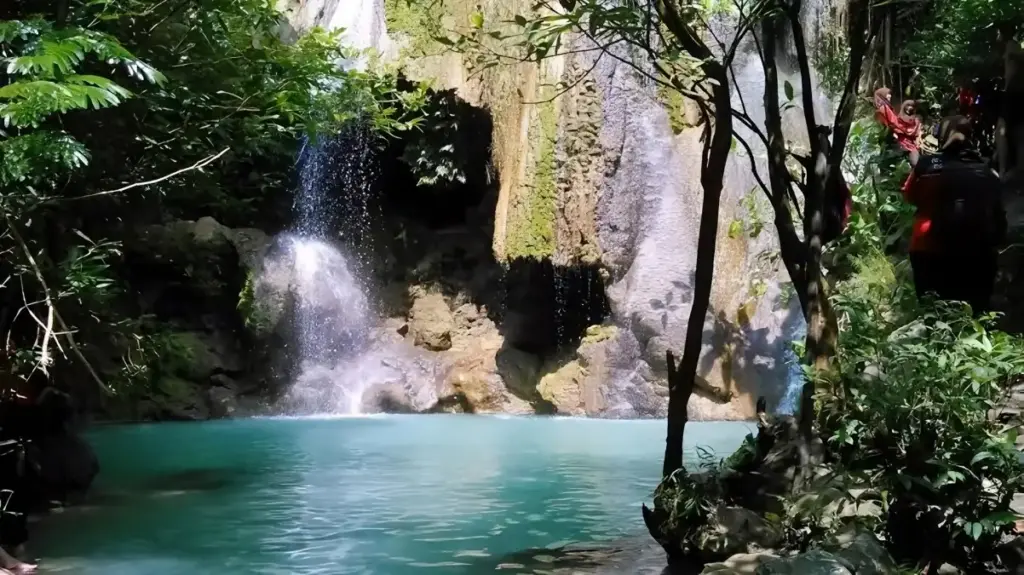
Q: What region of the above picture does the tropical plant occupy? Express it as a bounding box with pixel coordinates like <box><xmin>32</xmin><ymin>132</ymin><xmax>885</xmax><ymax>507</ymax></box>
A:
<box><xmin>0</xmin><ymin>0</ymin><xmax>430</xmax><ymax>401</ymax></box>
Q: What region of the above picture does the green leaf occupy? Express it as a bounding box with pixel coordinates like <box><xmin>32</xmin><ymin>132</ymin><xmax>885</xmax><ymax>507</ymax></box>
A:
<box><xmin>470</xmin><ymin>11</ymin><xmax>485</xmax><ymax>29</ymax></box>
<box><xmin>728</xmin><ymin>219</ymin><xmax>743</xmax><ymax>239</ymax></box>
<box><xmin>784</xmin><ymin>80</ymin><xmax>794</xmax><ymax>101</ymax></box>
<box><xmin>970</xmin><ymin>451</ymin><xmax>995</xmax><ymax>465</ymax></box>
<box><xmin>966</xmin><ymin>521</ymin><xmax>983</xmax><ymax>540</ymax></box>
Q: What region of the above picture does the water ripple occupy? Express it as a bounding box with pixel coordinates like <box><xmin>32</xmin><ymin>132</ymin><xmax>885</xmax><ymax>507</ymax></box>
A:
<box><xmin>33</xmin><ymin>416</ymin><xmax>753</xmax><ymax>574</ymax></box>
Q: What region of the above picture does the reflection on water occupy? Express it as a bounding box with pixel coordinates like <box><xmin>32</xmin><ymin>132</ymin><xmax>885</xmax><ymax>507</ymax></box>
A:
<box><xmin>32</xmin><ymin>416</ymin><xmax>754</xmax><ymax>574</ymax></box>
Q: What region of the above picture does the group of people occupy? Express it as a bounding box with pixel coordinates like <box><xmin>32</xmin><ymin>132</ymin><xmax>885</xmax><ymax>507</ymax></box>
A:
<box><xmin>873</xmin><ymin>86</ymin><xmax>1008</xmax><ymax>313</ymax></box>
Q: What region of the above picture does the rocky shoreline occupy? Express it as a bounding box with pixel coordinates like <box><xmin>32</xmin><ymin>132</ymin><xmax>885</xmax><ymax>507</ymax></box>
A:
<box><xmin>97</xmin><ymin>215</ymin><xmax>714</xmax><ymax>423</ymax></box>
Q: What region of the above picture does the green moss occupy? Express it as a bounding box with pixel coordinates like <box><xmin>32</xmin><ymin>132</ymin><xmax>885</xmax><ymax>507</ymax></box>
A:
<box><xmin>658</xmin><ymin>83</ymin><xmax>691</xmax><ymax>135</ymax></box>
<box><xmin>582</xmin><ymin>324</ymin><xmax>617</xmax><ymax>345</ymax></box>
<box><xmin>506</xmin><ymin>97</ymin><xmax>558</xmax><ymax>260</ymax></box>
<box><xmin>384</xmin><ymin>0</ymin><xmax>441</xmax><ymax>56</ymax></box>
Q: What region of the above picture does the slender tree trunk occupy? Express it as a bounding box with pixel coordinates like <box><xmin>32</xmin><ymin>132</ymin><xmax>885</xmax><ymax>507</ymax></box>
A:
<box><xmin>56</xmin><ymin>0</ymin><xmax>69</xmax><ymax>27</ymax></box>
<box><xmin>661</xmin><ymin>79</ymin><xmax>733</xmax><ymax>478</ymax></box>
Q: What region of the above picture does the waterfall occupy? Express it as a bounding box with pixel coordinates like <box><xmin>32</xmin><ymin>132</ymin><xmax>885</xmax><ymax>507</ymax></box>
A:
<box><xmin>588</xmin><ymin>4</ymin><xmax>824</xmax><ymax>417</ymax></box>
<box><xmin>282</xmin><ymin>0</ymin><xmax>393</xmax><ymax>67</ymax></box>
<box><xmin>264</xmin><ymin>0</ymin><xmax>441</xmax><ymax>415</ymax></box>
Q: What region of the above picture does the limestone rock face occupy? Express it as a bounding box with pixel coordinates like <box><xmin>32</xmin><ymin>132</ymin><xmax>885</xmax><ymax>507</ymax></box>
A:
<box><xmin>536</xmin><ymin>330</ymin><xmax>615</xmax><ymax>416</ymax></box>
<box><xmin>380</xmin><ymin>0</ymin><xmax>827</xmax><ymax>419</ymax></box>
<box><xmin>408</xmin><ymin>290</ymin><xmax>455</xmax><ymax>351</ymax></box>
<box><xmin>361</xmin><ymin>381</ymin><xmax>417</xmax><ymax>413</ymax></box>
<box><xmin>437</xmin><ymin>310</ymin><xmax>536</xmax><ymax>414</ymax></box>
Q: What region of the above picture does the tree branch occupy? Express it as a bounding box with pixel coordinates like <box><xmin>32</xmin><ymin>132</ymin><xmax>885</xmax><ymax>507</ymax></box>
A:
<box><xmin>3</xmin><ymin>213</ymin><xmax>111</xmax><ymax>395</ymax></box>
<box><xmin>64</xmin><ymin>148</ymin><xmax>229</xmax><ymax>202</ymax></box>
<box><xmin>785</xmin><ymin>0</ymin><xmax>819</xmax><ymax>151</ymax></box>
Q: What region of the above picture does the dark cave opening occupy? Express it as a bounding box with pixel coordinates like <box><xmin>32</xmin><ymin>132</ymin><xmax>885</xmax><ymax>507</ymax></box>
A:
<box><xmin>307</xmin><ymin>82</ymin><xmax>613</xmax><ymax>359</ymax></box>
<box><xmin>500</xmin><ymin>259</ymin><xmax>611</xmax><ymax>356</ymax></box>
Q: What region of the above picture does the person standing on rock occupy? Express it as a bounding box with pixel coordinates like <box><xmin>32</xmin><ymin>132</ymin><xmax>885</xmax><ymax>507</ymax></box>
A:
<box><xmin>900</xmin><ymin>116</ymin><xmax>1007</xmax><ymax>313</ymax></box>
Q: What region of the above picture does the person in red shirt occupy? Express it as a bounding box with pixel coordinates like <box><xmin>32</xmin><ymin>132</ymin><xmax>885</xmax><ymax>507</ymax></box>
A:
<box><xmin>900</xmin><ymin>116</ymin><xmax>1006</xmax><ymax>313</ymax></box>
<box><xmin>874</xmin><ymin>87</ymin><xmax>923</xmax><ymax>166</ymax></box>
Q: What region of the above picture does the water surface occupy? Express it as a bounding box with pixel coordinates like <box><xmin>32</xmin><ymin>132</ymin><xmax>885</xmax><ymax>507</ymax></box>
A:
<box><xmin>33</xmin><ymin>415</ymin><xmax>753</xmax><ymax>574</ymax></box>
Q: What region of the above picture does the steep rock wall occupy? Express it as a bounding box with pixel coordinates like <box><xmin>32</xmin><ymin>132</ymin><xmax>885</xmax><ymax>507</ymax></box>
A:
<box><xmin>286</xmin><ymin>0</ymin><xmax>839</xmax><ymax>419</ymax></box>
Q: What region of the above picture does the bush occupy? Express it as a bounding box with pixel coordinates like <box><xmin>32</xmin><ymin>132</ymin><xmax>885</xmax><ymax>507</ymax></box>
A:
<box><xmin>816</xmin><ymin>245</ymin><xmax>1024</xmax><ymax>568</ymax></box>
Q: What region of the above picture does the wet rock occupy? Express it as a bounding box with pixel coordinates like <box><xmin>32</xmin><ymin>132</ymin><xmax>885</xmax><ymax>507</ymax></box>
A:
<box><xmin>207</xmin><ymin>386</ymin><xmax>239</xmax><ymax>419</ymax></box>
<box><xmin>757</xmin><ymin>550</ymin><xmax>852</xmax><ymax>574</ymax></box>
<box><xmin>172</xmin><ymin>331</ymin><xmax>244</xmax><ymax>381</ymax></box>
<box><xmin>824</xmin><ymin>526</ymin><xmax>896</xmax><ymax>575</ymax></box>
<box><xmin>495</xmin><ymin>346</ymin><xmax>541</xmax><ymax>398</ymax></box>
<box><xmin>192</xmin><ymin>216</ymin><xmax>232</xmax><ymax>243</ymax></box>
<box><xmin>227</xmin><ymin>227</ymin><xmax>270</xmax><ymax>271</ymax></box>
<box><xmin>442</xmin><ymin>356</ymin><xmax>506</xmax><ymax>412</ymax></box>
<box><xmin>702</xmin><ymin>553</ymin><xmax>779</xmax><ymax>574</ymax></box>
<box><xmin>361</xmin><ymin>382</ymin><xmax>416</xmax><ymax>413</ymax></box>
<box><xmin>702</xmin><ymin>505</ymin><xmax>783</xmax><ymax>558</ymax></box>
<box><xmin>29</xmin><ymin>432</ymin><xmax>99</xmax><ymax>504</ymax></box>
<box><xmin>152</xmin><ymin>376</ymin><xmax>210</xmax><ymax>421</ymax></box>
<box><xmin>409</xmin><ymin>291</ymin><xmax>454</xmax><ymax>351</ymax></box>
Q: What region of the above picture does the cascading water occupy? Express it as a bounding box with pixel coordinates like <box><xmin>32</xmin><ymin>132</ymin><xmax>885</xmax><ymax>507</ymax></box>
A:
<box><xmin>262</xmin><ymin>0</ymin><xmax>441</xmax><ymax>415</ymax></box>
<box><xmin>277</xmin><ymin>128</ymin><xmax>378</xmax><ymax>414</ymax></box>
<box><xmin>271</xmin><ymin>126</ymin><xmax>441</xmax><ymax>415</ymax></box>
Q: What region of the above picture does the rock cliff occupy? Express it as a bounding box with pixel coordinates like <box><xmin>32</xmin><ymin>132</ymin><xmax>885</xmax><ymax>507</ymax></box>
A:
<box><xmin>268</xmin><ymin>0</ymin><xmax>845</xmax><ymax>419</ymax></box>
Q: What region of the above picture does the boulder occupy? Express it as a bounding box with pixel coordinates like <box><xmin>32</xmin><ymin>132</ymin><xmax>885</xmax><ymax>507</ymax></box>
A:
<box><xmin>442</xmin><ymin>355</ymin><xmax>507</xmax><ymax>412</ymax></box>
<box><xmin>536</xmin><ymin>336</ymin><xmax>614</xmax><ymax>415</ymax></box>
<box><xmin>409</xmin><ymin>291</ymin><xmax>455</xmax><ymax>351</ymax></box>
<box><xmin>126</xmin><ymin>218</ymin><xmax>242</xmax><ymax>316</ymax></box>
<box><xmin>226</xmin><ymin>227</ymin><xmax>270</xmax><ymax>271</ymax></box>
<box><xmin>825</xmin><ymin>526</ymin><xmax>897</xmax><ymax>575</ymax></box>
<box><xmin>170</xmin><ymin>331</ymin><xmax>244</xmax><ymax>382</ymax></box>
<box><xmin>361</xmin><ymin>382</ymin><xmax>416</xmax><ymax>413</ymax></box>
<box><xmin>756</xmin><ymin>550</ymin><xmax>852</xmax><ymax>575</ymax></box>
<box><xmin>207</xmin><ymin>386</ymin><xmax>239</xmax><ymax>419</ymax></box>
<box><xmin>702</xmin><ymin>506</ymin><xmax>783</xmax><ymax>558</ymax></box>
<box><xmin>240</xmin><ymin>245</ymin><xmax>295</xmax><ymax>339</ymax></box>
<box><xmin>494</xmin><ymin>346</ymin><xmax>542</xmax><ymax>398</ymax></box>
<box><xmin>538</xmin><ymin>360</ymin><xmax>587</xmax><ymax>415</ymax></box>
<box><xmin>702</xmin><ymin>553</ymin><xmax>779</xmax><ymax>574</ymax></box>
<box><xmin>29</xmin><ymin>432</ymin><xmax>99</xmax><ymax>503</ymax></box>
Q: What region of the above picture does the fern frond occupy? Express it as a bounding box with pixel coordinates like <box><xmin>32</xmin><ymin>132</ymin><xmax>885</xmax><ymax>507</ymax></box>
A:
<box><xmin>1</xmin><ymin>22</ymin><xmax>166</xmax><ymax>86</ymax></box>
<box><xmin>0</xmin><ymin>76</ymin><xmax>133</xmax><ymax>126</ymax></box>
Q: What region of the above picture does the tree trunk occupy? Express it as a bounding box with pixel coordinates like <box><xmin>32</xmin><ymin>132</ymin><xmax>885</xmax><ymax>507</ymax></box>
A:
<box><xmin>56</xmin><ymin>0</ymin><xmax>69</xmax><ymax>27</ymax></box>
<box><xmin>661</xmin><ymin>350</ymin><xmax>696</xmax><ymax>477</ymax></box>
<box><xmin>661</xmin><ymin>77</ymin><xmax>733</xmax><ymax>478</ymax></box>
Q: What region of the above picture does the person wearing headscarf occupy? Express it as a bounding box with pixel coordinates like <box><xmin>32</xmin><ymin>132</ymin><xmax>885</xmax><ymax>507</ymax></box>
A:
<box><xmin>874</xmin><ymin>87</ymin><xmax>923</xmax><ymax>166</ymax></box>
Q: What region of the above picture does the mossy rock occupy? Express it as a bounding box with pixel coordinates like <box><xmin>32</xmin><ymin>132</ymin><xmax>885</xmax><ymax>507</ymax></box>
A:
<box><xmin>582</xmin><ymin>324</ymin><xmax>617</xmax><ymax>344</ymax></box>
<box><xmin>148</xmin><ymin>376</ymin><xmax>210</xmax><ymax>421</ymax></box>
<box><xmin>505</xmin><ymin>97</ymin><xmax>558</xmax><ymax>260</ymax></box>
